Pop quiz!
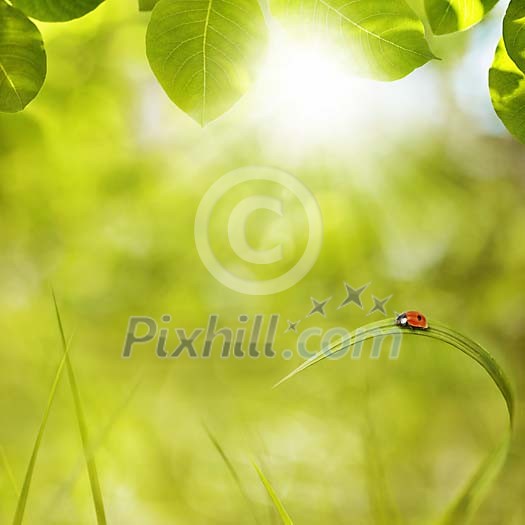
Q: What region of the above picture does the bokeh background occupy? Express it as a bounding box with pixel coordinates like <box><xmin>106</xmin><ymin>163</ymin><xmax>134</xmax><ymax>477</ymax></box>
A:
<box><xmin>0</xmin><ymin>1</ymin><xmax>523</xmax><ymax>524</ymax></box>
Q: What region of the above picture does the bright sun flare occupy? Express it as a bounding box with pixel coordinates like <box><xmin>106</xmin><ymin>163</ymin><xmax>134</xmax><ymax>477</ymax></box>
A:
<box><xmin>258</xmin><ymin>29</ymin><xmax>355</xmax><ymax>137</ymax></box>
<box><xmin>253</xmin><ymin>27</ymin><xmax>441</xmax><ymax>151</ymax></box>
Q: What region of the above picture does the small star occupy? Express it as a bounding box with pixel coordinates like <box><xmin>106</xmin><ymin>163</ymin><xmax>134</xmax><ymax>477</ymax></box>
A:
<box><xmin>307</xmin><ymin>297</ymin><xmax>331</xmax><ymax>317</ymax></box>
<box><xmin>285</xmin><ymin>320</ymin><xmax>301</xmax><ymax>333</ymax></box>
<box><xmin>367</xmin><ymin>295</ymin><xmax>392</xmax><ymax>316</ymax></box>
<box><xmin>338</xmin><ymin>282</ymin><xmax>369</xmax><ymax>310</ymax></box>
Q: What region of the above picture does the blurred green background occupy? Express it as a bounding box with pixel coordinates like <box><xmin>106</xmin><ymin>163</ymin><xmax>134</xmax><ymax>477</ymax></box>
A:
<box><xmin>0</xmin><ymin>1</ymin><xmax>523</xmax><ymax>524</ymax></box>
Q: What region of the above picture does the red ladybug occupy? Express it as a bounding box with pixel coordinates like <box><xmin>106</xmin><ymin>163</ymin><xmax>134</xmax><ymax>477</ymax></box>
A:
<box><xmin>396</xmin><ymin>311</ymin><xmax>428</xmax><ymax>330</ymax></box>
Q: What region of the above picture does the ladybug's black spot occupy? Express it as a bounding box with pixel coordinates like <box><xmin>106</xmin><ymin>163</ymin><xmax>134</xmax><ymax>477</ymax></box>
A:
<box><xmin>417</xmin><ymin>315</ymin><xmax>422</xmax><ymax>320</ymax></box>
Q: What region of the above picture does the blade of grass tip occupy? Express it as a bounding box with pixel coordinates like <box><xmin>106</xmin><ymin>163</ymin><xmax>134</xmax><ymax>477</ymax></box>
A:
<box><xmin>204</xmin><ymin>425</ymin><xmax>260</xmax><ymax>525</ymax></box>
<box><xmin>273</xmin><ymin>317</ymin><xmax>514</xmax><ymax>525</ymax></box>
<box><xmin>12</xmin><ymin>335</ymin><xmax>72</xmax><ymax>525</ymax></box>
<box><xmin>242</xmin><ymin>426</ymin><xmax>280</xmax><ymax>525</ymax></box>
<box><xmin>1</xmin><ymin>445</ymin><xmax>19</xmax><ymax>498</ymax></box>
<box><xmin>272</xmin><ymin>319</ymin><xmax>395</xmax><ymax>388</ymax></box>
<box><xmin>52</xmin><ymin>291</ymin><xmax>107</xmax><ymax>525</ymax></box>
<box><xmin>252</xmin><ymin>461</ymin><xmax>293</xmax><ymax>525</ymax></box>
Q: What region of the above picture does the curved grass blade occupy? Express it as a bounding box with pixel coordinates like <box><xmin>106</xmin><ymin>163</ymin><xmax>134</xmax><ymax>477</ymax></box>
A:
<box><xmin>12</xmin><ymin>335</ymin><xmax>71</xmax><ymax>525</ymax></box>
<box><xmin>274</xmin><ymin>319</ymin><xmax>401</xmax><ymax>388</ymax></box>
<box><xmin>52</xmin><ymin>292</ymin><xmax>107</xmax><ymax>525</ymax></box>
<box><xmin>274</xmin><ymin>318</ymin><xmax>514</xmax><ymax>525</ymax></box>
<box><xmin>253</xmin><ymin>461</ymin><xmax>293</xmax><ymax>525</ymax></box>
<box><xmin>204</xmin><ymin>425</ymin><xmax>260</xmax><ymax>524</ymax></box>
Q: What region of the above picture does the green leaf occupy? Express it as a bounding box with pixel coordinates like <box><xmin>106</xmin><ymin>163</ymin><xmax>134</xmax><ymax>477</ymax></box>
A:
<box><xmin>139</xmin><ymin>0</ymin><xmax>159</xmax><ymax>11</ymax></box>
<box><xmin>11</xmin><ymin>0</ymin><xmax>104</xmax><ymax>22</ymax></box>
<box><xmin>146</xmin><ymin>0</ymin><xmax>268</xmax><ymax>126</ymax></box>
<box><xmin>270</xmin><ymin>0</ymin><xmax>436</xmax><ymax>81</ymax></box>
<box><xmin>253</xmin><ymin>461</ymin><xmax>294</xmax><ymax>525</ymax></box>
<box><xmin>503</xmin><ymin>0</ymin><xmax>525</xmax><ymax>74</ymax></box>
<box><xmin>274</xmin><ymin>318</ymin><xmax>514</xmax><ymax>525</ymax></box>
<box><xmin>425</xmin><ymin>0</ymin><xmax>498</xmax><ymax>35</ymax></box>
<box><xmin>0</xmin><ymin>1</ymin><xmax>46</xmax><ymax>113</ymax></box>
<box><xmin>12</xmin><ymin>333</ymin><xmax>71</xmax><ymax>525</ymax></box>
<box><xmin>489</xmin><ymin>40</ymin><xmax>525</xmax><ymax>143</ymax></box>
<box><xmin>52</xmin><ymin>292</ymin><xmax>107</xmax><ymax>525</ymax></box>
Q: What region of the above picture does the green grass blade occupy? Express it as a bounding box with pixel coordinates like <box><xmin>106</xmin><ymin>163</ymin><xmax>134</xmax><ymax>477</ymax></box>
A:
<box><xmin>1</xmin><ymin>445</ymin><xmax>19</xmax><ymax>498</ymax></box>
<box><xmin>273</xmin><ymin>318</ymin><xmax>514</xmax><ymax>525</ymax></box>
<box><xmin>52</xmin><ymin>291</ymin><xmax>107</xmax><ymax>525</ymax></box>
<box><xmin>204</xmin><ymin>425</ymin><xmax>260</xmax><ymax>524</ymax></box>
<box><xmin>252</xmin><ymin>461</ymin><xmax>293</xmax><ymax>525</ymax></box>
<box><xmin>361</xmin><ymin>390</ymin><xmax>400</xmax><ymax>525</ymax></box>
<box><xmin>273</xmin><ymin>320</ymin><xmax>396</xmax><ymax>389</ymax></box>
<box><xmin>12</xmin><ymin>336</ymin><xmax>71</xmax><ymax>525</ymax></box>
<box><xmin>440</xmin><ymin>435</ymin><xmax>511</xmax><ymax>525</ymax></box>
<box><xmin>45</xmin><ymin>377</ymin><xmax>142</xmax><ymax>514</ymax></box>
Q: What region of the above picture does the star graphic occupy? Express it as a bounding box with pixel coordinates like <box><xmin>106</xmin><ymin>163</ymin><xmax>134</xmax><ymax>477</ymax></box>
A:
<box><xmin>307</xmin><ymin>297</ymin><xmax>331</xmax><ymax>317</ymax></box>
<box><xmin>338</xmin><ymin>282</ymin><xmax>369</xmax><ymax>310</ymax></box>
<box><xmin>367</xmin><ymin>294</ymin><xmax>392</xmax><ymax>316</ymax></box>
<box><xmin>285</xmin><ymin>320</ymin><xmax>301</xmax><ymax>333</ymax></box>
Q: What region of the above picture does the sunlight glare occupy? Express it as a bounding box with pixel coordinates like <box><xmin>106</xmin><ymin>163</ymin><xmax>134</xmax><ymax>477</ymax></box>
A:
<box><xmin>257</xmin><ymin>29</ymin><xmax>355</xmax><ymax>140</ymax></box>
<box><xmin>252</xmin><ymin>27</ymin><xmax>443</xmax><ymax>154</ymax></box>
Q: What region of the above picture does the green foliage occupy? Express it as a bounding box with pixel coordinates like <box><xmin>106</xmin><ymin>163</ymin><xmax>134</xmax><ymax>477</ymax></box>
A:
<box><xmin>270</xmin><ymin>0</ymin><xmax>436</xmax><ymax>80</ymax></box>
<box><xmin>1</xmin><ymin>0</ymin><xmax>525</xmax><ymax>138</ymax></box>
<box><xmin>11</xmin><ymin>0</ymin><xmax>104</xmax><ymax>22</ymax></box>
<box><xmin>425</xmin><ymin>0</ymin><xmax>498</xmax><ymax>35</ymax></box>
<box><xmin>0</xmin><ymin>1</ymin><xmax>46</xmax><ymax>113</ymax></box>
<box><xmin>0</xmin><ymin>52</ymin><xmax>523</xmax><ymax>520</ymax></box>
<box><xmin>503</xmin><ymin>0</ymin><xmax>525</xmax><ymax>73</ymax></box>
<box><xmin>146</xmin><ymin>0</ymin><xmax>268</xmax><ymax>126</ymax></box>
<box><xmin>490</xmin><ymin>40</ymin><xmax>525</xmax><ymax>143</ymax></box>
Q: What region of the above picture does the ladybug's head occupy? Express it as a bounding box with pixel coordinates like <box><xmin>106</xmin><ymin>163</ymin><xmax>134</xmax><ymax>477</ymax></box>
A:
<box><xmin>395</xmin><ymin>312</ymin><xmax>408</xmax><ymax>326</ymax></box>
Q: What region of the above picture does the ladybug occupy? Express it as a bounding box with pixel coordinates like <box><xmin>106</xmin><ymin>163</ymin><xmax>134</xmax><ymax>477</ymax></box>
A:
<box><xmin>396</xmin><ymin>311</ymin><xmax>428</xmax><ymax>330</ymax></box>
